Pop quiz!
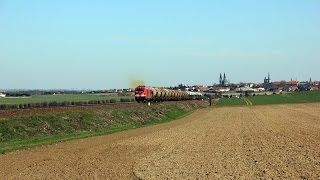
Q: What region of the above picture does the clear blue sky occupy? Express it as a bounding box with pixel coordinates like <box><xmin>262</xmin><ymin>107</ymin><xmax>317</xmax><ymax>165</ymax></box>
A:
<box><xmin>1</xmin><ymin>0</ymin><xmax>319</xmax><ymax>89</ymax></box>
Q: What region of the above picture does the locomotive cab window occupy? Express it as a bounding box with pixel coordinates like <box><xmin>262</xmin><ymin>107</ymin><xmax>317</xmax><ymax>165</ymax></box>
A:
<box><xmin>136</xmin><ymin>89</ymin><xmax>144</xmax><ymax>92</ymax></box>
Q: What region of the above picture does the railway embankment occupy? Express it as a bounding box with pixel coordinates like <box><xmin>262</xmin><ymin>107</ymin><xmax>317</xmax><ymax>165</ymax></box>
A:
<box><xmin>0</xmin><ymin>100</ymin><xmax>208</xmax><ymax>154</ymax></box>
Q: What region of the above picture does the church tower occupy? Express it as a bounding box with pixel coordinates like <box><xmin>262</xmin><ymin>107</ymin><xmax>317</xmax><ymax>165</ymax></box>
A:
<box><xmin>264</xmin><ymin>72</ymin><xmax>271</xmax><ymax>84</ymax></box>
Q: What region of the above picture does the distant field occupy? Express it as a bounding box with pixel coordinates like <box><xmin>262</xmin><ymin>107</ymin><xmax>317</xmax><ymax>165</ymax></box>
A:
<box><xmin>217</xmin><ymin>91</ymin><xmax>320</xmax><ymax>106</ymax></box>
<box><xmin>0</xmin><ymin>94</ymin><xmax>133</xmax><ymax>105</ymax></box>
<box><xmin>215</xmin><ymin>97</ymin><xmax>247</xmax><ymax>106</ymax></box>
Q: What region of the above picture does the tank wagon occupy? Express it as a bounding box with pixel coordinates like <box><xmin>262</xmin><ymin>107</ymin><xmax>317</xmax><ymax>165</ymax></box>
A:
<box><xmin>134</xmin><ymin>85</ymin><xmax>203</xmax><ymax>102</ymax></box>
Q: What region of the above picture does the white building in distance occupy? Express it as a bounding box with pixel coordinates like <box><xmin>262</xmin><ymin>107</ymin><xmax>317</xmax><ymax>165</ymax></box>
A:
<box><xmin>0</xmin><ymin>93</ymin><xmax>6</xmax><ymax>98</ymax></box>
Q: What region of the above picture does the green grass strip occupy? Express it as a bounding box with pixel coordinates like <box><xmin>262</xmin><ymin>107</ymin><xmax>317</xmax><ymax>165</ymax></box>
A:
<box><xmin>0</xmin><ymin>107</ymin><xmax>193</xmax><ymax>154</ymax></box>
<box><xmin>216</xmin><ymin>91</ymin><xmax>320</xmax><ymax>106</ymax></box>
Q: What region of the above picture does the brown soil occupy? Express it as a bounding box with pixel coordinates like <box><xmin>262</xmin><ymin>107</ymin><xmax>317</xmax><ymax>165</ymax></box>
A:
<box><xmin>0</xmin><ymin>103</ymin><xmax>319</xmax><ymax>179</ymax></box>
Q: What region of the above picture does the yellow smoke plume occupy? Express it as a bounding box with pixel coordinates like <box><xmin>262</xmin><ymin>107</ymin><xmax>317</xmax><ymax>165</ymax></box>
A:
<box><xmin>129</xmin><ymin>75</ymin><xmax>145</xmax><ymax>88</ymax></box>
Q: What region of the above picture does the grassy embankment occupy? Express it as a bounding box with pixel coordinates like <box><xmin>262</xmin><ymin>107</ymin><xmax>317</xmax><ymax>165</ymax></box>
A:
<box><xmin>217</xmin><ymin>91</ymin><xmax>320</xmax><ymax>106</ymax></box>
<box><xmin>0</xmin><ymin>101</ymin><xmax>207</xmax><ymax>154</ymax></box>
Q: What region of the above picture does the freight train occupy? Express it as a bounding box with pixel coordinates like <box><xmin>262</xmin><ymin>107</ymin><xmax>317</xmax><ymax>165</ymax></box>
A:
<box><xmin>134</xmin><ymin>85</ymin><xmax>203</xmax><ymax>102</ymax></box>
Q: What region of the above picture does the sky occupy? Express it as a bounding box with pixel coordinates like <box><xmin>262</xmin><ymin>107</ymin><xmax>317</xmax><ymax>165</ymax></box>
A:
<box><xmin>0</xmin><ymin>0</ymin><xmax>319</xmax><ymax>89</ymax></box>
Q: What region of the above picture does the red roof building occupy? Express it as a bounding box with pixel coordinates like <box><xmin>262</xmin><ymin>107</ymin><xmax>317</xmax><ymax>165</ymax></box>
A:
<box><xmin>273</xmin><ymin>81</ymin><xmax>299</xmax><ymax>86</ymax></box>
<box><xmin>286</xmin><ymin>81</ymin><xmax>299</xmax><ymax>86</ymax></box>
<box><xmin>273</xmin><ymin>81</ymin><xmax>281</xmax><ymax>86</ymax></box>
<box><xmin>312</xmin><ymin>81</ymin><xmax>320</xmax><ymax>86</ymax></box>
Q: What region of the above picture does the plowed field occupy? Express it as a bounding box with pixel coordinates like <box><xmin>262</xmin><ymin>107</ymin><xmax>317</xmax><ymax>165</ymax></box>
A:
<box><xmin>0</xmin><ymin>103</ymin><xmax>319</xmax><ymax>179</ymax></box>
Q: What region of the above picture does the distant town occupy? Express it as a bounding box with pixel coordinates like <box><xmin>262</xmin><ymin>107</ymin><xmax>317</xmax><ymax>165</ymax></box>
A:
<box><xmin>179</xmin><ymin>73</ymin><xmax>319</xmax><ymax>94</ymax></box>
<box><xmin>0</xmin><ymin>73</ymin><xmax>319</xmax><ymax>98</ymax></box>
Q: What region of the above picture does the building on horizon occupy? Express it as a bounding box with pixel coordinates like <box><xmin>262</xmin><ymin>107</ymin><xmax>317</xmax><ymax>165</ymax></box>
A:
<box><xmin>0</xmin><ymin>92</ymin><xmax>6</xmax><ymax>98</ymax></box>
<box><xmin>264</xmin><ymin>73</ymin><xmax>271</xmax><ymax>84</ymax></box>
<box><xmin>219</xmin><ymin>73</ymin><xmax>229</xmax><ymax>86</ymax></box>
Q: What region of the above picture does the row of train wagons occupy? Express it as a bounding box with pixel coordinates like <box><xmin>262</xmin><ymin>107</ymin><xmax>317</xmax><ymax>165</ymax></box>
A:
<box><xmin>134</xmin><ymin>85</ymin><xmax>203</xmax><ymax>103</ymax></box>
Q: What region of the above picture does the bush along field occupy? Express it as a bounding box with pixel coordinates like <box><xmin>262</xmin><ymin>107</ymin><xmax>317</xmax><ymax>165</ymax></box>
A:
<box><xmin>217</xmin><ymin>91</ymin><xmax>320</xmax><ymax>106</ymax></box>
<box><xmin>0</xmin><ymin>94</ymin><xmax>135</xmax><ymax>110</ymax></box>
<box><xmin>0</xmin><ymin>101</ymin><xmax>208</xmax><ymax>154</ymax></box>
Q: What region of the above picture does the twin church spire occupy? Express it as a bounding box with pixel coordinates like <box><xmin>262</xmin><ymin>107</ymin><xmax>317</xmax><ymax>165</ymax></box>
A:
<box><xmin>219</xmin><ymin>73</ymin><xmax>228</xmax><ymax>86</ymax></box>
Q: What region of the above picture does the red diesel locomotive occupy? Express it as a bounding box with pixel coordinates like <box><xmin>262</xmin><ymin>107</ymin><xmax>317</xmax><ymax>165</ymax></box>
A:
<box><xmin>134</xmin><ymin>85</ymin><xmax>202</xmax><ymax>102</ymax></box>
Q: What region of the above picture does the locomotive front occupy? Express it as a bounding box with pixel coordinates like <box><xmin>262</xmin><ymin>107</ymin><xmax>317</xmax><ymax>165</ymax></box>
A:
<box><xmin>134</xmin><ymin>85</ymin><xmax>149</xmax><ymax>102</ymax></box>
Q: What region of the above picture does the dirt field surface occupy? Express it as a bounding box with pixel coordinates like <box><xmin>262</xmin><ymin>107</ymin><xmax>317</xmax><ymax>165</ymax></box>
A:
<box><xmin>0</xmin><ymin>103</ymin><xmax>319</xmax><ymax>179</ymax></box>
